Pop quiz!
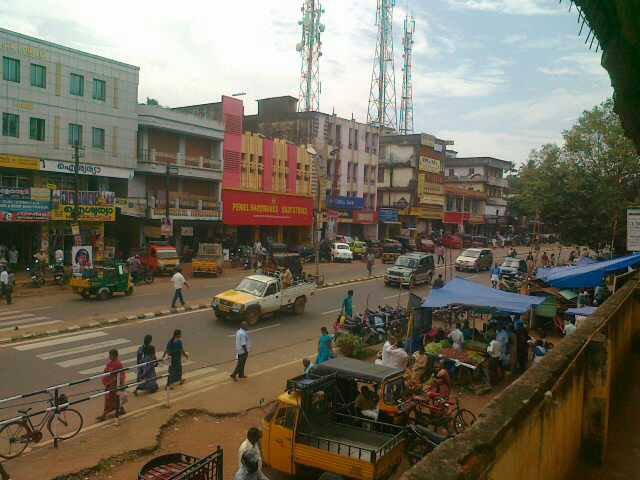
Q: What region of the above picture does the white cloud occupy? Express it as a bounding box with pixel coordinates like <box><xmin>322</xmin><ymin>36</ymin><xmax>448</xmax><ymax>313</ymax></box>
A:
<box><xmin>538</xmin><ymin>52</ymin><xmax>608</xmax><ymax>77</ymax></box>
<box><xmin>504</xmin><ymin>33</ymin><xmax>528</xmax><ymax>44</ymax></box>
<box><xmin>446</xmin><ymin>0</ymin><xmax>561</xmax><ymax>15</ymax></box>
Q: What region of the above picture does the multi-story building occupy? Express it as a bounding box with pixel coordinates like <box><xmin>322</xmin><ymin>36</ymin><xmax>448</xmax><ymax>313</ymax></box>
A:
<box><xmin>443</xmin><ymin>156</ymin><xmax>513</xmax><ymax>235</ymax></box>
<box><xmin>378</xmin><ymin>133</ymin><xmax>451</xmax><ymax>239</ymax></box>
<box><xmin>243</xmin><ymin>96</ymin><xmax>380</xmax><ymax>241</ymax></box>
<box><xmin>176</xmin><ymin>96</ymin><xmax>314</xmax><ymax>246</ymax></box>
<box><xmin>0</xmin><ymin>28</ymin><xmax>138</xmax><ymax>263</ymax></box>
<box><xmin>121</xmin><ymin>104</ymin><xmax>224</xmax><ymax>255</ymax></box>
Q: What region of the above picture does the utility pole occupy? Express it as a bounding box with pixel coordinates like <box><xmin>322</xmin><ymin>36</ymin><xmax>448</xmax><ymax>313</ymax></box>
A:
<box><xmin>73</xmin><ymin>141</ymin><xmax>81</xmax><ymax>222</ymax></box>
<box><xmin>165</xmin><ymin>163</ymin><xmax>170</xmax><ymax>223</ymax></box>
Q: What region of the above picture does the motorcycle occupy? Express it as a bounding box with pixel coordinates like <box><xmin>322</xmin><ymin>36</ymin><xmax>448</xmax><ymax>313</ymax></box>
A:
<box><xmin>498</xmin><ymin>274</ymin><xmax>522</xmax><ymax>293</ymax></box>
<box><xmin>405</xmin><ymin>424</ymin><xmax>448</xmax><ymax>465</ymax></box>
<box><xmin>26</xmin><ymin>261</ymin><xmax>45</xmax><ymax>287</ymax></box>
<box><xmin>51</xmin><ymin>262</ymin><xmax>65</xmax><ymax>286</ymax></box>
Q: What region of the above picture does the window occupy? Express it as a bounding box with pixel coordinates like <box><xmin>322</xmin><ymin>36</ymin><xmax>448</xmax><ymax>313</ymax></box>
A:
<box><xmin>0</xmin><ymin>174</ymin><xmax>29</xmax><ymax>188</ymax></box>
<box><xmin>2</xmin><ymin>113</ymin><xmax>19</xmax><ymax>137</ymax></box>
<box><xmin>70</xmin><ymin>73</ymin><xmax>84</xmax><ymax>96</ymax></box>
<box><xmin>265</xmin><ymin>283</ymin><xmax>278</xmax><ymax>296</ymax></box>
<box><xmin>365</xmin><ymin>132</ymin><xmax>370</xmax><ymax>152</ymax></box>
<box><xmin>93</xmin><ymin>78</ymin><xmax>106</xmax><ymax>101</ymax></box>
<box><xmin>92</xmin><ymin>127</ymin><xmax>105</xmax><ymax>149</ymax></box>
<box><xmin>469</xmin><ymin>167</ymin><xmax>475</xmax><ymax>175</ymax></box>
<box><xmin>29</xmin><ymin>117</ymin><xmax>45</xmax><ymax>141</ymax></box>
<box><xmin>30</xmin><ymin>64</ymin><xmax>46</xmax><ymax>88</ymax></box>
<box><xmin>354</xmin><ymin>129</ymin><xmax>359</xmax><ymax>150</ymax></box>
<box><xmin>378</xmin><ymin>166</ymin><xmax>385</xmax><ymax>183</ymax></box>
<box><xmin>335</xmin><ymin>125</ymin><xmax>342</xmax><ymax>145</ymax></box>
<box><xmin>348</xmin><ymin>127</ymin><xmax>353</xmax><ymax>148</ymax></box>
<box><xmin>3</xmin><ymin>57</ymin><xmax>20</xmax><ymax>82</ymax></box>
<box><xmin>448</xmin><ymin>168</ymin><xmax>454</xmax><ymax>177</ymax></box>
<box><xmin>68</xmin><ymin>123</ymin><xmax>83</xmax><ymax>145</ymax></box>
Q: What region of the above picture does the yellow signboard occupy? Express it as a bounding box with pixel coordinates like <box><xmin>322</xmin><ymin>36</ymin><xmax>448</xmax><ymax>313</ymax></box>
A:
<box><xmin>419</xmin><ymin>194</ymin><xmax>446</xmax><ymax>206</ymax></box>
<box><xmin>51</xmin><ymin>205</ymin><xmax>116</xmax><ymax>222</ymax></box>
<box><xmin>408</xmin><ymin>206</ymin><xmax>443</xmax><ymax>220</ymax></box>
<box><xmin>0</xmin><ymin>154</ymin><xmax>40</xmax><ymax>171</ymax></box>
<box><xmin>419</xmin><ymin>156</ymin><xmax>442</xmax><ymax>174</ymax></box>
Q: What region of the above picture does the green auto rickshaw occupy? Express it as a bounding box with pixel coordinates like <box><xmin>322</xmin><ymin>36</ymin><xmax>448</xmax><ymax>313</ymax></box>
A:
<box><xmin>70</xmin><ymin>262</ymin><xmax>133</xmax><ymax>300</ymax></box>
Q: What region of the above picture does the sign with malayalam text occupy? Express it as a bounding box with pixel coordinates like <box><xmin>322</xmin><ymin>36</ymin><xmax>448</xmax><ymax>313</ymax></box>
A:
<box><xmin>222</xmin><ymin>189</ymin><xmax>313</xmax><ymax>226</ymax></box>
<box><xmin>40</xmin><ymin>159</ymin><xmax>134</xmax><ymax>179</ymax></box>
<box><xmin>419</xmin><ymin>156</ymin><xmax>442</xmax><ymax>174</ymax></box>
<box><xmin>0</xmin><ymin>198</ymin><xmax>50</xmax><ymax>222</ymax></box>
<box><xmin>627</xmin><ymin>208</ymin><xmax>640</xmax><ymax>251</ymax></box>
<box><xmin>0</xmin><ymin>154</ymin><xmax>40</xmax><ymax>171</ymax></box>
<box><xmin>379</xmin><ymin>208</ymin><xmax>399</xmax><ymax>223</ymax></box>
<box><xmin>51</xmin><ymin>205</ymin><xmax>116</xmax><ymax>222</ymax></box>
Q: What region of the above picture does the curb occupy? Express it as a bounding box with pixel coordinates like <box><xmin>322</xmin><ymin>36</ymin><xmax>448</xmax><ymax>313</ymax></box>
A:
<box><xmin>2</xmin><ymin>274</ymin><xmax>383</xmax><ymax>344</ymax></box>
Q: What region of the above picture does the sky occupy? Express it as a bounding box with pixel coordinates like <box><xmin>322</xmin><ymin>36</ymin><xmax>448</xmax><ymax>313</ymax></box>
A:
<box><xmin>0</xmin><ymin>0</ymin><xmax>613</xmax><ymax>165</ymax></box>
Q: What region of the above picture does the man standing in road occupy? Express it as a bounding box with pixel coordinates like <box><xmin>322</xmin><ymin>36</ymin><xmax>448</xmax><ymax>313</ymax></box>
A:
<box><xmin>171</xmin><ymin>266</ymin><xmax>190</xmax><ymax>309</ymax></box>
<box><xmin>231</xmin><ymin>321</ymin><xmax>251</xmax><ymax>381</ymax></box>
<box><xmin>0</xmin><ymin>265</ymin><xmax>11</xmax><ymax>305</ymax></box>
<box><xmin>366</xmin><ymin>251</ymin><xmax>375</xmax><ymax>276</ymax></box>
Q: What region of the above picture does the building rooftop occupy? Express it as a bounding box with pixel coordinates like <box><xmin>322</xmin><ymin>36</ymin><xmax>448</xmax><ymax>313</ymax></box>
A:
<box><xmin>445</xmin><ymin>156</ymin><xmax>513</xmax><ymax>170</ymax></box>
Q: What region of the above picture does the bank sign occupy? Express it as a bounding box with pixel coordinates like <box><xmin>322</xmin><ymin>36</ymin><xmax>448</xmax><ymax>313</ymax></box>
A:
<box><xmin>222</xmin><ymin>189</ymin><xmax>313</xmax><ymax>226</ymax></box>
<box><xmin>327</xmin><ymin>196</ymin><xmax>365</xmax><ymax>210</ymax></box>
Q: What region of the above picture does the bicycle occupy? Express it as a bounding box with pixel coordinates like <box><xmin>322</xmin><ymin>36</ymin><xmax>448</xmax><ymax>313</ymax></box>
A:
<box><xmin>412</xmin><ymin>392</ymin><xmax>476</xmax><ymax>436</ymax></box>
<box><xmin>0</xmin><ymin>392</ymin><xmax>83</xmax><ymax>459</ymax></box>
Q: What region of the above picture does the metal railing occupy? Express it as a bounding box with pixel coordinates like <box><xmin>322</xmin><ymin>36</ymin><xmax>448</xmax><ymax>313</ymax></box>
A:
<box><xmin>138</xmin><ymin>149</ymin><xmax>222</xmax><ymax>171</ymax></box>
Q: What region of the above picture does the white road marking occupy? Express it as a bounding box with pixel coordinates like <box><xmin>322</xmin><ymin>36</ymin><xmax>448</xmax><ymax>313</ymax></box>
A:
<box><xmin>0</xmin><ymin>320</ymin><xmax>61</xmax><ymax>332</ymax></box>
<box><xmin>37</xmin><ymin>339</ymin><xmax>131</xmax><ymax>360</ymax></box>
<box><xmin>321</xmin><ymin>308</ymin><xmax>342</xmax><ymax>316</ymax></box>
<box><xmin>56</xmin><ymin>345</ymin><xmax>140</xmax><ymax>368</ymax></box>
<box><xmin>0</xmin><ymin>306</ymin><xmax>52</xmax><ymax>318</ymax></box>
<box><xmin>0</xmin><ymin>313</ymin><xmax>37</xmax><ymax>322</ymax></box>
<box><xmin>383</xmin><ymin>293</ymin><xmax>408</xmax><ymax>300</ymax></box>
<box><xmin>226</xmin><ymin>324</ymin><xmax>281</xmax><ymax>337</ymax></box>
<box><xmin>0</xmin><ymin>316</ymin><xmax>48</xmax><ymax>327</ymax></box>
<box><xmin>15</xmin><ymin>331</ymin><xmax>108</xmax><ymax>351</ymax></box>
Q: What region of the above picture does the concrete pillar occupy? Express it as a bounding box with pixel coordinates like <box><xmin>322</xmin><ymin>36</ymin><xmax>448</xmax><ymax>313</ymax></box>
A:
<box><xmin>581</xmin><ymin>332</ymin><xmax>610</xmax><ymax>464</ymax></box>
<box><xmin>178</xmin><ymin>135</ymin><xmax>186</xmax><ymax>165</ymax></box>
<box><xmin>277</xmin><ymin>226</ymin><xmax>284</xmax><ymax>243</ymax></box>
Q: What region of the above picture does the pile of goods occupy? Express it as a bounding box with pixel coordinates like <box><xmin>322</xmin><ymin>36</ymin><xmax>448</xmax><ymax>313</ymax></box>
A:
<box><xmin>439</xmin><ymin>347</ymin><xmax>485</xmax><ymax>366</ymax></box>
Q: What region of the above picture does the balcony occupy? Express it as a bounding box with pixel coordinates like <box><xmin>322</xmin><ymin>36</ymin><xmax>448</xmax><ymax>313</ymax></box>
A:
<box><xmin>445</xmin><ymin>174</ymin><xmax>508</xmax><ymax>188</ymax></box>
<box><xmin>149</xmin><ymin>194</ymin><xmax>221</xmax><ymax>221</ymax></box>
<box><xmin>137</xmin><ymin>149</ymin><xmax>222</xmax><ymax>180</ymax></box>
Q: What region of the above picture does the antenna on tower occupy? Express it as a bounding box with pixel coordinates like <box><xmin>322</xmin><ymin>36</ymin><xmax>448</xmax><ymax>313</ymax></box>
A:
<box><xmin>297</xmin><ymin>0</ymin><xmax>325</xmax><ymax>112</ymax></box>
<box><xmin>399</xmin><ymin>10</ymin><xmax>415</xmax><ymax>135</ymax></box>
<box><xmin>367</xmin><ymin>0</ymin><xmax>398</xmax><ymax>131</ymax></box>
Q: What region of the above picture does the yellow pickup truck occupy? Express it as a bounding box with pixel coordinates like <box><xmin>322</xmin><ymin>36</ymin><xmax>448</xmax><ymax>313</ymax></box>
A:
<box><xmin>261</xmin><ymin>374</ymin><xmax>405</xmax><ymax>480</ymax></box>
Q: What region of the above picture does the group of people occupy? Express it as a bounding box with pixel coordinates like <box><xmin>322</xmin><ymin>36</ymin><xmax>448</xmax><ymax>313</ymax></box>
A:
<box><xmin>0</xmin><ymin>244</ymin><xmax>19</xmax><ymax>271</ymax></box>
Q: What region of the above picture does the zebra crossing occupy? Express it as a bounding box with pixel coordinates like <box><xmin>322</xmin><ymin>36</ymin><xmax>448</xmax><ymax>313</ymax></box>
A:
<box><xmin>13</xmin><ymin>331</ymin><xmax>218</xmax><ymax>385</ymax></box>
<box><xmin>0</xmin><ymin>306</ymin><xmax>60</xmax><ymax>332</ymax></box>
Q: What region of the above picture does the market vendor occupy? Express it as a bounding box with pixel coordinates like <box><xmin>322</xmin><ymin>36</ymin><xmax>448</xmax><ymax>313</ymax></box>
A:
<box><xmin>382</xmin><ymin>336</ymin><xmax>409</xmax><ymax>369</ymax></box>
<box><xmin>426</xmin><ymin>360</ymin><xmax>451</xmax><ymax>401</ymax></box>
<box><xmin>355</xmin><ymin>385</ymin><xmax>378</xmax><ymax>420</ymax></box>
<box><xmin>448</xmin><ymin>323</ymin><xmax>464</xmax><ymax>351</ymax></box>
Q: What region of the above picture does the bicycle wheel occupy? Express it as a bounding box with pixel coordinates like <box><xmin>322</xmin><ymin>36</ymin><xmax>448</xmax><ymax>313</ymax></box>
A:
<box><xmin>453</xmin><ymin>409</ymin><xmax>476</xmax><ymax>434</ymax></box>
<box><xmin>0</xmin><ymin>421</ymin><xmax>30</xmax><ymax>459</ymax></box>
<box><xmin>47</xmin><ymin>409</ymin><xmax>83</xmax><ymax>440</ymax></box>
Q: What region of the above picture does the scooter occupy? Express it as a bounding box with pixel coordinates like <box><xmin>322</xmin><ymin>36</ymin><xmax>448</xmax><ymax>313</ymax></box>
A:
<box><xmin>26</xmin><ymin>260</ymin><xmax>45</xmax><ymax>287</ymax></box>
<box><xmin>51</xmin><ymin>262</ymin><xmax>65</xmax><ymax>286</ymax></box>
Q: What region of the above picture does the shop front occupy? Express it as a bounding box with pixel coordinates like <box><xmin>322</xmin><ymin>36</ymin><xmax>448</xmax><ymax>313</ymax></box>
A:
<box><xmin>443</xmin><ymin>211</ymin><xmax>470</xmax><ymax>234</ymax></box>
<box><xmin>222</xmin><ymin>189</ymin><xmax>313</xmax><ymax>247</ymax></box>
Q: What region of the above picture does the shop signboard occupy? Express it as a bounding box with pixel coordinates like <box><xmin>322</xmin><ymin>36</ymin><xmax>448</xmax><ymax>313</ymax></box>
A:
<box><xmin>627</xmin><ymin>208</ymin><xmax>640</xmax><ymax>251</ymax></box>
<box><xmin>222</xmin><ymin>189</ymin><xmax>313</xmax><ymax>226</ymax></box>
<box><xmin>327</xmin><ymin>196</ymin><xmax>364</xmax><ymax>210</ymax></box>
<box><xmin>52</xmin><ymin>190</ymin><xmax>115</xmax><ymax>206</ymax></box>
<box><xmin>353</xmin><ymin>211</ymin><xmax>378</xmax><ymax>225</ymax></box>
<box><xmin>51</xmin><ymin>205</ymin><xmax>116</xmax><ymax>222</ymax></box>
<box><xmin>180</xmin><ymin>226</ymin><xmax>194</xmax><ymax>236</ymax></box>
<box><xmin>0</xmin><ymin>154</ymin><xmax>40</xmax><ymax>171</ymax></box>
<box><xmin>40</xmin><ymin>159</ymin><xmax>133</xmax><ymax>179</ymax></box>
<box><xmin>161</xmin><ymin>217</ymin><xmax>173</xmax><ymax>237</ymax></box>
<box><xmin>419</xmin><ymin>156</ymin><xmax>442</xmax><ymax>174</ymax></box>
<box><xmin>71</xmin><ymin>246</ymin><xmax>93</xmax><ymax>272</ymax></box>
<box><xmin>379</xmin><ymin>208</ymin><xmax>399</xmax><ymax>223</ymax></box>
<box><xmin>0</xmin><ymin>198</ymin><xmax>50</xmax><ymax>222</ymax></box>
<box><xmin>419</xmin><ymin>194</ymin><xmax>445</xmax><ymax>206</ymax></box>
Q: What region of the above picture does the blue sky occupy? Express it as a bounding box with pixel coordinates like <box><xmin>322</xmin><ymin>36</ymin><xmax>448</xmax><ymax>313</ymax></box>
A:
<box><xmin>0</xmin><ymin>0</ymin><xmax>612</xmax><ymax>164</ymax></box>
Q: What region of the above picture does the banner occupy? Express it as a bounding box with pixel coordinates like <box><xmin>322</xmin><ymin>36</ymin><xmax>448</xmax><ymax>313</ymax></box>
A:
<box><xmin>40</xmin><ymin>159</ymin><xmax>133</xmax><ymax>179</ymax></box>
<box><xmin>0</xmin><ymin>154</ymin><xmax>40</xmax><ymax>171</ymax></box>
<box><xmin>72</xmin><ymin>246</ymin><xmax>93</xmax><ymax>272</ymax></box>
<box><xmin>0</xmin><ymin>198</ymin><xmax>50</xmax><ymax>222</ymax></box>
<box><xmin>51</xmin><ymin>205</ymin><xmax>116</xmax><ymax>222</ymax></box>
<box><xmin>627</xmin><ymin>208</ymin><xmax>640</xmax><ymax>251</ymax></box>
<box><xmin>379</xmin><ymin>208</ymin><xmax>399</xmax><ymax>223</ymax></box>
<box><xmin>52</xmin><ymin>190</ymin><xmax>115</xmax><ymax>206</ymax></box>
<box><xmin>222</xmin><ymin>189</ymin><xmax>313</xmax><ymax>226</ymax></box>
<box><xmin>327</xmin><ymin>196</ymin><xmax>364</xmax><ymax>210</ymax></box>
<box><xmin>419</xmin><ymin>156</ymin><xmax>442</xmax><ymax>174</ymax></box>
<box><xmin>161</xmin><ymin>217</ymin><xmax>173</xmax><ymax>237</ymax></box>
<box><xmin>353</xmin><ymin>211</ymin><xmax>378</xmax><ymax>224</ymax></box>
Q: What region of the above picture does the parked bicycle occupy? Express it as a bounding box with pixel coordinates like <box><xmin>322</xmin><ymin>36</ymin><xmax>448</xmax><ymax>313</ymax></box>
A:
<box><xmin>0</xmin><ymin>392</ymin><xmax>83</xmax><ymax>459</ymax></box>
<box><xmin>412</xmin><ymin>393</ymin><xmax>476</xmax><ymax>436</ymax></box>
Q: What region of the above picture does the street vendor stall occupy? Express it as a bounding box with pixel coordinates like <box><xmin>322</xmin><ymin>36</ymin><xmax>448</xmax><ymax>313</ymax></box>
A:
<box><xmin>536</xmin><ymin>253</ymin><xmax>640</xmax><ymax>289</ymax></box>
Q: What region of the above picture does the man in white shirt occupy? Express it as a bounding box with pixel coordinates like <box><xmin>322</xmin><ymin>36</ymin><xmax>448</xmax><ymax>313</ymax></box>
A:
<box><xmin>448</xmin><ymin>323</ymin><xmax>465</xmax><ymax>350</ymax></box>
<box><xmin>231</xmin><ymin>321</ymin><xmax>251</xmax><ymax>381</ymax></box>
<box><xmin>236</xmin><ymin>427</ymin><xmax>269</xmax><ymax>480</ymax></box>
<box><xmin>564</xmin><ymin>319</ymin><xmax>577</xmax><ymax>337</ymax></box>
<box><xmin>381</xmin><ymin>337</ymin><xmax>409</xmax><ymax>369</ymax></box>
<box><xmin>0</xmin><ymin>266</ymin><xmax>11</xmax><ymax>305</ymax></box>
<box><xmin>170</xmin><ymin>266</ymin><xmax>189</xmax><ymax>309</ymax></box>
<box><xmin>54</xmin><ymin>248</ymin><xmax>64</xmax><ymax>264</ymax></box>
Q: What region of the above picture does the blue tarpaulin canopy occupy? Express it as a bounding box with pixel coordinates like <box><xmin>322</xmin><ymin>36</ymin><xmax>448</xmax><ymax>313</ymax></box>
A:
<box><xmin>421</xmin><ymin>277</ymin><xmax>546</xmax><ymax>314</ymax></box>
<box><xmin>566</xmin><ymin>306</ymin><xmax>597</xmax><ymax>317</ymax></box>
<box><xmin>536</xmin><ymin>253</ymin><xmax>640</xmax><ymax>289</ymax></box>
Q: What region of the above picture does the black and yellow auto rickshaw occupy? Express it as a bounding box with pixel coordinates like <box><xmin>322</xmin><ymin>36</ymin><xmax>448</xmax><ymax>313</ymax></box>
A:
<box><xmin>382</xmin><ymin>240</ymin><xmax>403</xmax><ymax>264</ymax></box>
<box><xmin>69</xmin><ymin>262</ymin><xmax>133</xmax><ymax>300</ymax></box>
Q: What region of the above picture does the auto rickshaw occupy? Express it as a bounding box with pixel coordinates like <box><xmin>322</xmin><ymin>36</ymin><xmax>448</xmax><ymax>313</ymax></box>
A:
<box><xmin>191</xmin><ymin>243</ymin><xmax>223</xmax><ymax>277</ymax></box>
<box><xmin>69</xmin><ymin>262</ymin><xmax>133</xmax><ymax>300</ymax></box>
<box><xmin>350</xmin><ymin>240</ymin><xmax>368</xmax><ymax>259</ymax></box>
<box><xmin>382</xmin><ymin>239</ymin><xmax>403</xmax><ymax>264</ymax></box>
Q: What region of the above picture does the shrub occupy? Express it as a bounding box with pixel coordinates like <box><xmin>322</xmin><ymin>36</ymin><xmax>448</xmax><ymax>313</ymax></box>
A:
<box><xmin>336</xmin><ymin>334</ymin><xmax>366</xmax><ymax>359</ymax></box>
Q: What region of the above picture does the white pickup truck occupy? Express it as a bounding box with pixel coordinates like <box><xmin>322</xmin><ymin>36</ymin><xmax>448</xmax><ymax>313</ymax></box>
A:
<box><xmin>211</xmin><ymin>274</ymin><xmax>316</xmax><ymax>325</ymax></box>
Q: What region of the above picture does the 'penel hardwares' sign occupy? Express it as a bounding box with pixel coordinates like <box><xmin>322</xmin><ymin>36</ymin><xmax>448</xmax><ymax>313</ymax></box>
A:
<box><xmin>222</xmin><ymin>189</ymin><xmax>313</xmax><ymax>226</ymax></box>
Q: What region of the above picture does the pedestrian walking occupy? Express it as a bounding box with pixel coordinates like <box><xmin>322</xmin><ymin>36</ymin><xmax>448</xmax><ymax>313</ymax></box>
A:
<box><xmin>366</xmin><ymin>252</ymin><xmax>375</xmax><ymax>276</ymax></box>
<box><xmin>163</xmin><ymin>329</ymin><xmax>189</xmax><ymax>389</ymax></box>
<box><xmin>341</xmin><ymin>289</ymin><xmax>354</xmax><ymax>320</ymax></box>
<box><xmin>7</xmin><ymin>246</ymin><xmax>18</xmax><ymax>272</ymax></box>
<box><xmin>490</xmin><ymin>264</ymin><xmax>499</xmax><ymax>289</ymax></box>
<box><xmin>170</xmin><ymin>266</ymin><xmax>190</xmax><ymax>308</ymax></box>
<box><xmin>0</xmin><ymin>265</ymin><xmax>11</xmax><ymax>305</ymax></box>
<box><xmin>235</xmin><ymin>427</ymin><xmax>269</xmax><ymax>480</ymax></box>
<box><xmin>316</xmin><ymin>326</ymin><xmax>334</xmax><ymax>364</ymax></box>
<box><xmin>436</xmin><ymin>244</ymin><xmax>445</xmax><ymax>265</ymax></box>
<box><xmin>231</xmin><ymin>321</ymin><xmax>251</xmax><ymax>381</ymax></box>
<box><xmin>134</xmin><ymin>334</ymin><xmax>158</xmax><ymax>395</ymax></box>
<box><xmin>97</xmin><ymin>349</ymin><xmax>125</xmax><ymax>421</ymax></box>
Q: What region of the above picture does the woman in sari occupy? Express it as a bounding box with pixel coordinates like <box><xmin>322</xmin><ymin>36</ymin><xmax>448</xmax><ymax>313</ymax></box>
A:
<box><xmin>316</xmin><ymin>327</ymin><xmax>333</xmax><ymax>364</ymax></box>
<box><xmin>134</xmin><ymin>335</ymin><xmax>158</xmax><ymax>395</ymax></box>
<box><xmin>163</xmin><ymin>329</ymin><xmax>189</xmax><ymax>389</ymax></box>
<box><xmin>97</xmin><ymin>349</ymin><xmax>126</xmax><ymax>421</ymax></box>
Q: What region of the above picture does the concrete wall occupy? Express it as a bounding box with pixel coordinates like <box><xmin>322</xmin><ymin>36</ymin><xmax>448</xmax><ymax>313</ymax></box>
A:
<box><xmin>403</xmin><ymin>275</ymin><xmax>640</xmax><ymax>480</ymax></box>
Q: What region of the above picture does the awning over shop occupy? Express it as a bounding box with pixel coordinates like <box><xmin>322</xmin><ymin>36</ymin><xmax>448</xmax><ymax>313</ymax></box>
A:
<box><xmin>566</xmin><ymin>306</ymin><xmax>597</xmax><ymax>317</ymax></box>
<box><xmin>421</xmin><ymin>277</ymin><xmax>546</xmax><ymax>314</ymax></box>
<box><xmin>536</xmin><ymin>253</ymin><xmax>640</xmax><ymax>289</ymax></box>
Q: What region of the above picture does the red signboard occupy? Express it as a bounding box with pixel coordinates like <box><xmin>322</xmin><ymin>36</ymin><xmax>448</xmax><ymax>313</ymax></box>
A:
<box><xmin>223</xmin><ymin>189</ymin><xmax>313</xmax><ymax>226</ymax></box>
<box><xmin>443</xmin><ymin>212</ymin><xmax>470</xmax><ymax>225</ymax></box>
<box><xmin>353</xmin><ymin>211</ymin><xmax>378</xmax><ymax>224</ymax></box>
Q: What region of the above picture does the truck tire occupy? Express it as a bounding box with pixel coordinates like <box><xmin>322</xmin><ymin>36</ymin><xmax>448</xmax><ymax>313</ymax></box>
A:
<box><xmin>246</xmin><ymin>307</ymin><xmax>260</xmax><ymax>326</ymax></box>
<box><xmin>293</xmin><ymin>296</ymin><xmax>306</xmax><ymax>315</ymax></box>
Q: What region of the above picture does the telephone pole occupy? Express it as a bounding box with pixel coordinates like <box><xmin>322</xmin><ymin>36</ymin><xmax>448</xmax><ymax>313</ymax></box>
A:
<box><xmin>72</xmin><ymin>141</ymin><xmax>81</xmax><ymax>222</ymax></box>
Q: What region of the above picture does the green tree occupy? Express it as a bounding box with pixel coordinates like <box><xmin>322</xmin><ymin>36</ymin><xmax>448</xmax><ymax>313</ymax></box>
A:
<box><xmin>146</xmin><ymin>97</ymin><xmax>160</xmax><ymax>106</ymax></box>
<box><xmin>509</xmin><ymin>99</ymin><xmax>640</xmax><ymax>251</ymax></box>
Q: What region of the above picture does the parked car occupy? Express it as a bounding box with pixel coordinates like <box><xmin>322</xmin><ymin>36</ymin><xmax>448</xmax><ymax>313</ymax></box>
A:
<box><xmin>331</xmin><ymin>242</ymin><xmax>353</xmax><ymax>262</ymax></box>
<box><xmin>384</xmin><ymin>252</ymin><xmax>435</xmax><ymax>287</ymax></box>
<box><xmin>498</xmin><ymin>257</ymin><xmax>528</xmax><ymax>277</ymax></box>
<box><xmin>455</xmin><ymin>248</ymin><xmax>493</xmax><ymax>272</ymax></box>
<box><xmin>471</xmin><ymin>235</ymin><xmax>490</xmax><ymax>247</ymax></box>
<box><xmin>442</xmin><ymin>234</ymin><xmax>463</xmax><ymax>249</ymax></box>
<box><xmin>418</xmin><ymin>238</ymin><xmax>435</xmax><ymax>253</ymax></box>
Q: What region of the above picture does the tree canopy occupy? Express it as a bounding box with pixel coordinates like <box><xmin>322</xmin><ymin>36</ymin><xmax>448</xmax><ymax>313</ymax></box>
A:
<box><xmin>509</xmin><ymin>99</ymin><xmax>640</xmax><ymax>251</ymax></box>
